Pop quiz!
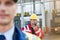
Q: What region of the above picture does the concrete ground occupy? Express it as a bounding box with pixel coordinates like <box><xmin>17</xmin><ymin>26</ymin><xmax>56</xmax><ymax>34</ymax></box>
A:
<box><xmin>43</xmin><ymin>34</ymin><xmax>60</xmax><ymax>40</ymax></box>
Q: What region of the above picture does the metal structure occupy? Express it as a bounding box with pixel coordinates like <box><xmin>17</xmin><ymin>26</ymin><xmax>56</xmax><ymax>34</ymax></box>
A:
<box><xmin>51</xmin><ymin>0</ymin><xmax>60</xmax><ymax>33</ymax></box>
<box><xmin>20</xmin><ymin>0</ymin><xmax>25</xmax><ymax>27</ymax></box>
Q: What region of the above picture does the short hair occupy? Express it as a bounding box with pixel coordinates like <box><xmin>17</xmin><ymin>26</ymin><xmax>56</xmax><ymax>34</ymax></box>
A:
<box><xmin>13</xmin><ymin>0</ymin><xmax>18</xmax><ymax>3</ymax></box>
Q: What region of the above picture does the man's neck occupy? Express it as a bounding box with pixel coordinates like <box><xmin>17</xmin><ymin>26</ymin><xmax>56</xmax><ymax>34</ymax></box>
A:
<box><xmin>0</xmin><ymin>22</ymin><xmax>13</xmax><ymax>33</ymax></box>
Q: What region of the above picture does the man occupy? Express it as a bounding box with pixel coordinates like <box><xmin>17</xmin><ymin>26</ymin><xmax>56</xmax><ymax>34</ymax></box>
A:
<box><xmin>21</xmin><ymin>14</ymin><xmax>44</xmax><ymax>39</ymax></box>
<box><xmin>0</xmin><ymin>0</ymin><xmax>27</xmax><ymax>40</ymax></box>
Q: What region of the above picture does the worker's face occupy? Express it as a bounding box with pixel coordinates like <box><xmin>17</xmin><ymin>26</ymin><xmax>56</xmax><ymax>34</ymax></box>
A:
<box><xmin>30</xmin><ymin>19</ymin><xmax>37</xmax><ymax>26</ymax></box>
<box><xmin>0</xmin><ymin>0</ymin><xmax>17</xmax><ymax>25</ymax></box>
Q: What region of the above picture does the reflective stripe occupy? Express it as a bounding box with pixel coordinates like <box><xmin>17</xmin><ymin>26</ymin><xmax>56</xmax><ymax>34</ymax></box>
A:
<box><xmin>24</xmin><ymin>26</ymin><xmax>26</xmax><ymax>31</ymax></box>
<box><xmin>24</xmin><ymin>25</ymin><xmax>31</xmax><ymax>32</ymax></box>
<box><xmin>35</xmin><ymin>28</ymin><xmax>41</xmax><ymax>33</ymax></box>
<box><xmin>27</xmin><ymin>25</ymin><xmax>30</xmax><ymax>31</ymax></box>
<box><xmin>39</xmin><ymin>32</ymin><xmax>41</xmax><ymax>37</ymax></box>
<box><xmin>35</xmin><ymin>28</ymin><xmax>42</xmax><ymax>37</ymax></box>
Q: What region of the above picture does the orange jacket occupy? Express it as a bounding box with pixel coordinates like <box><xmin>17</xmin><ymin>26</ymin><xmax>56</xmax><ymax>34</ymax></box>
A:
<box><xmin>21</xmin><ymin>23</ymin><xmax>44</xmax><ymax>39</ymax></box>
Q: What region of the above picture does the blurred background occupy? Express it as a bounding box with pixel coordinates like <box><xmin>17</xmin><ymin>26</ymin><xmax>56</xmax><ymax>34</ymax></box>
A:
<box><xmin>14</xmin><ymin>0</ymin><xmax>60</xmax><ymax>40</ymax></box>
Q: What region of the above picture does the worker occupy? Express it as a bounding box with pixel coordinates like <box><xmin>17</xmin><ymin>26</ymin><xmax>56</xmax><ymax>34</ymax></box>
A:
<box><xmin>21</xmin><ymin>14</ymin><xmax>44</xmax><ymax>39</ymax></box>
<box><xmin>0</xmin><ymin>0</ymin><xmax>28</xmax><ymax>40</ymax></box>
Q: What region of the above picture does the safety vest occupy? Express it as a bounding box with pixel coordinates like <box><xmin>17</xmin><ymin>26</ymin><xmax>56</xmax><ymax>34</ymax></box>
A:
<box><xmin>23</xmin><ymin>25</ymin><xmax>41</xmax><ymax>36</ymax></box>
<box><xmin>21</xmin><ymin>24</ymin><xmax>44</xmax><ymax>39</ymax></box>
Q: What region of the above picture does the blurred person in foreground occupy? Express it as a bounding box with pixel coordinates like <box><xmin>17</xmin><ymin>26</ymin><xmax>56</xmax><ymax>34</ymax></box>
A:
<box><xmin>0</xmin><ymin>0</ymin><xmax>28</xmax><ymax>40</ymax></box>
<box><xmin>21</xmin><ymin>14</ymin><xmax>44</xmax><ymax>39</ymax></box>
<box><xmin>23</xmin><ymin>31</ymin><xmax>41</xmax><ymax>40</ymax></box>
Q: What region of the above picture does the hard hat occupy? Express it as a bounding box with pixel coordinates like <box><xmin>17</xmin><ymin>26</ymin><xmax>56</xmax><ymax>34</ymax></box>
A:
<box><xmin>30</xmin><ymin>14</ymin><xmax>38</xmax><ymax>20</ymax></box>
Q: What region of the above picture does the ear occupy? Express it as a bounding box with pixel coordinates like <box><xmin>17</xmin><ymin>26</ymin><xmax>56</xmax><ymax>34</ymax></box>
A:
<box><xmin>14</xmin><ymin>4</ymin><xmax>17</xmax><ymax>16</ymax></box>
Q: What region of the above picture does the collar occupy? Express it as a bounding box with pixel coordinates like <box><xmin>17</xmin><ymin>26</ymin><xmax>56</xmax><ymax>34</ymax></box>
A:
<box><xmin>0</xmin><ymin>25</ymin><xmax>14</xmax><ymax>40</ymax></box>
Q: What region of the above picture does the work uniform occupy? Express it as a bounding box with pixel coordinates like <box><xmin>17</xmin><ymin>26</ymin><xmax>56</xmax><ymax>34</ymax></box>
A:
<box><xmin>21</xmin><ymin>23</ymin><xmax>44</xmax><ymax>39</ymax></box>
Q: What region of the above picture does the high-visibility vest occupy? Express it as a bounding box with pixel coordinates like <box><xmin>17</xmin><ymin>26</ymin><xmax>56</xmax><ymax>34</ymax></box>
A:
<box><xmin>21</xmin><ymin>25</ymin><xmax>44</xmax><ymax>39</ymax></box>
<box><xmin>23</xmin><ymin>31</ymin><xmax>41</xmax><ymax>40</ymax></box>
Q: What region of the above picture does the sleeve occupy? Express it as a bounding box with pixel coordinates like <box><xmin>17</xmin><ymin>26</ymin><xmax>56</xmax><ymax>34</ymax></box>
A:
<box><xmin>40</xmin><ymin>29</ymin><xmax>44</xmax><ymax>39</ymax></box>
<box><xmin>20</xmin><ymin>27</ymin><xmax>24</xmax><ymax>31</ymax></box>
